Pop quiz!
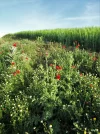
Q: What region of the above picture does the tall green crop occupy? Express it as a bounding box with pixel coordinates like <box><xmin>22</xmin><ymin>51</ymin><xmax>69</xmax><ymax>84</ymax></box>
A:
<box><xmin>2</xmin><ymin>27</ymin><xmax>100</xmax><ymax>52</ymax></box>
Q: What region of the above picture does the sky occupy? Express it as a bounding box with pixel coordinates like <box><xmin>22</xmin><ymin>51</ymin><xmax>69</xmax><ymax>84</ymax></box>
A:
<box><xmin>0</xmin><ymin>0</ymin><xmax>100</xmax><ymax>37</ymax></box>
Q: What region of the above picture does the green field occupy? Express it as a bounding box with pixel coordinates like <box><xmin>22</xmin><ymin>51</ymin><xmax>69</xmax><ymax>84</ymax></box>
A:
<box><xmin>0</xmin><ymin>27</ymin><xmax>100</xmax><ymax>134</ymax></box>
<box><xmin>3</xmin><ymin>27</ymin><xmax>100</xmax><ymax>52</ymax></box>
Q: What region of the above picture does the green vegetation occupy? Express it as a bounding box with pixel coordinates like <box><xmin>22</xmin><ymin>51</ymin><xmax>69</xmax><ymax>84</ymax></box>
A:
<box><xmin>0</xmin><ymin>36</ymin><xmax>100</xmax><ymax>134</ymax></box>
<box><xmin>3</xmin><ymin>27</ymin><xmax>100</xmax><ymax>52</ymax></box>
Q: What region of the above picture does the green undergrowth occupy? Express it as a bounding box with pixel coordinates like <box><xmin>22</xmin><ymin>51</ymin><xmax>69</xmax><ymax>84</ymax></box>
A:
<box><xmin>0</xmin><ymin>38</ymin><xmax>100</xmax><ymax>134</ymax></box>
<box><xmin>2</xmin><ymin>27</ymin><xmax>100</xmax><ymax>52</ymax></box>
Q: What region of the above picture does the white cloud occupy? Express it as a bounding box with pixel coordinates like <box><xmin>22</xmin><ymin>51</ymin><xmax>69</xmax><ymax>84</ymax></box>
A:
<box><xmin>82</xmin><ymin>2</ymin><xmax>100</xmax><ymax>26</ymax></box>
<box><xmin>64</xmin><ymin>16</ymin><xmax>99</xmax><ymax>20</ymax></box>
<box><xmin>63</xmin><ymin>1</ymin><xmax>100</xmax><ymax>27</ymax></box>
<box><xmin>18</xmin><ymin>1</ymin><xmax>100</xmax><ymax>30</ymax></box>
<box><xmin>0</xmin><ymin>0</ymin><xmax>100</xmax><ymax>35</ymax></box>
<box><xmin>84</xmin><ymin>2</ymin><xmax>100</xmax><ymax>16</ymax></box>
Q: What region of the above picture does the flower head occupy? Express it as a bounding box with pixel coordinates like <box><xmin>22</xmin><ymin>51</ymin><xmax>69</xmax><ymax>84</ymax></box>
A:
<box><xmin>50</xmin><ymin>64</ymin><xmax>54</xmax><ymax>67</ymax></box>
<box><xmin>75</xmin><ymin>43</ymin><xmax>80</xmax><ymax>49</ymax></box>
<box><xmin>93</xmin><ymin>117</ymin><xmax>96</xmax><ymax>121</ymax></box>
<box><xmin>90</xmin><ymin>84</ymin><xmax>93</xmax><ymax>88</ymax></box>
<box><xmin>56</xmin><ymin>66</ymin><xmax>62</xmax><ymax>70</ymax></box>
<box><xmin>11</xmin><ymin>62</ymin><xmax>15</xmax><ymax>66</ymax></box>
<box><xmin>76</xmin><ymin>45</ymin><xmax>79</xmax><ymax>49</ymax></box>
<box><xmin>13</xmin><ymin>43</ymin><xmax>17</xmax><ymax>47</ymax></box>
<box><xmin>49</xmin><ymin>124</ymin><xmax>52</xmax><ymax>128</ymax></box>
<box><xmin>56</xmin><ymin>74</ymin><xmax>61</xmax><ymax>80</ymax></box>
<box><xmin>84</xmin><ymin>130</ymin><xmax>86</xmax><ymax>134</ymax></box>
<box><xmin>77</xmin><ymin>43</ymin><xmax>80</xmax><ymax>47</ymax></box>
<box><xmin>45</xmin><ymin>51</ymin><xmax>48</xmax><ymax>56</ymax></box>
<box><xmin>16</xmin><ymin>70</ymin><xmax>20</xmax><ymax>74</ymax></box>
<box><xmin>71</xmin><ymin>65</ymin><xmax>76</xmax><ymax>69</ymax></box>
<box><xmin>92</xmin><ymin>57</ymin><xmax>97</xmax><ymax>61</ymax></box>
<box><xmin>62</xmin><ymin>45</ymin><xmax>66</xmax><ymax>49</ymax></box>
<box><xmin>26</xmin><ymin>57</ymin><xmax>28</xmax><ymax>60</ymax></box>
<box><xmin>80</xmin><ymin>73</ymin><xmax>83</xmax><ymax>76</ymax></box>
<box><xmin>13</xmin><ymin>72</ymin><xmax>17</xmax><ymax>76</ymax></box>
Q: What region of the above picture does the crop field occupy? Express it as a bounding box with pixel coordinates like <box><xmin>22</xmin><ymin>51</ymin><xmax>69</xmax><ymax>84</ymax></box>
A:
<box><xmin>0</xmin><ymin>27</ymin><xmax>100</xmax><ymax>134</ymax></box>
<box><xmin>3</xmin><ymin>27</ymin><xmax>100</xmax><ymax>52</ymax></box>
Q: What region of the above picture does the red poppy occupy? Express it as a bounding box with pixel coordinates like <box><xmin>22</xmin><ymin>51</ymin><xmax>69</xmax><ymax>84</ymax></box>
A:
<box><xmin>80</xmin><ymin>73</ymin><xmax>83</xmax><ymax>76</ymax></box>
<box><xmin>13</xmin><ymin>70</ymin><xmax>20</xmax><ymax>76</ymax></box>
<box><xmin>11</xmin><ymin>62</ymin><xmax>15</xmax><ymax>66</ymax></box>
<box><xmin>76</xmin><ymin>45</ymin><xmax>79</xmax><ymax>48</ymax></box>
<box><xmin>56</xmin><ymin>74</ymin><xmax>61</xmax><ymax>80</ymax></box>
<box><xmin>13</xmin><ymin>43</ymin><xmax>17</xmax><ymax>47</ymax></box>
<box><xmin>26</xmin><ymin>57</ymin><xmax>28</xmax><ymax>60</ymax></box>
<box><xmin>50</xmin><ymin>64</ymin><xmax>53</xmax><ymax>66</ymax></box>
<box><xmin>56</xmin><ymin>66</ymin><xmax>62</xmax><ymax>70</ymax></box>
<box><xmin>62</xmin><ymin>45</ymin><xmax>66</xmax><ymax>49</ymax></box>
<box><xmin>13</xmin><ymin>72</ymin><xmax>17</xmax><ymax>76</ymax></box>
<box><xmin>16</xmin><ymin>70</ymin><xmax>20</xmax><ymax>74</ymax></box>
<box><xmin>45</xmin><ymin>52</ymin><xmax>48</xmax><ymax>56</ymax></box>
<box><xmin>75</xmin><ymin>43</ymin><xmax>80</xmax><ymax>48</ymax></box>
<box><xmin>92</xmin><ymin>57</ymin><xmax>97</xmax><ymax>61</ymax></box>
<box><xmin>71</xmin><ymin>65</ymin><xmax>76</xmax><ymax>69</ymax></box>
<box><xmin>90</xmin><ymin>84</ymin><xmax>93</xmax><ymax>88</ymax></box>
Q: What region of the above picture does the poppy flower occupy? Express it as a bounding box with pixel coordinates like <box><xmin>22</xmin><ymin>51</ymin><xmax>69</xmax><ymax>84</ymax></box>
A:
<box><xmin>56</xmin><ymin>66</ymin><xmax>62</xmax><ymax>70</ymax></box>
<box><xmin>13</xmin><ymin>72</ymin><xmax>17</xmax><ymax>76</ymax></box>
<box><xmin>92</xmin><ymin>57</ymin><xmax>97</xmax><ymax>61</ymax></box>
<box><xmin>62</xmin><ymin>45</ymin><xmax>66</xmax><ymax>49</ymax></box>
<box><xmin>56</xmin><ymin>74</ymin><xmax>61</xmax><ymax>80</ymax></box>
<box><xmin>90</xmin><ymin>84</ymin><xmax>93</xmax><ymax>88</ymax></box>
<box><xmin>71</xmin><ymin>65</ymin><xmax>76</xmax><ymax>69</ymax></box>
<box><xmin>16</xmin><ymin>70</ymin><xmax>20</xmax><ymax>74</ymax></box>
<box><xmin>80</xmin><ymin>73</ymin><xmax>83</xmax><ymax>76</ymax></box>
<box><xmin>76</xmin><ymin>45</ymin><xmax>79</xmax><ymax>48</ymax></box>
<box><xmin>45</xmin><ymin>52</ymin><xmax>48</xmax><ymax>56</ymax></box>
<box><xmin>13</xmin><ymin>43</ymin><xmax>17</xmax><ymax>47</ymax></box>
<box><xmin>50</xmin><ymin>64</ymin><xmax>53</xmax><ymax>66</ymax></box>
<box><xmin>11</xmin><ymin>62</ymin><xmax>15</xmax><ymax>66</ymax></box>
<box><xmin>26</xmin><ymin>57</ymin><xmax>28</xmax><ymax>60</ymax></box>
<box><xmin>75</xmin><ymin>43</ymin><xmax>80</xmax><ymax>48</ymax></box>
<box><xmin>13</xmin><ymin>70</ymin><xmax>20</xmax><ymax>76</ymax></box>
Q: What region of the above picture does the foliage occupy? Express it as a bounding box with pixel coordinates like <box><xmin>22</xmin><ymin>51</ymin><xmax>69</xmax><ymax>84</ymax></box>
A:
<box><xmin>0</xmin><ymin>38</ymin><xmax>100</xmax><ymax>134</ymax></box>
<box><xmin>2</xmin><ymin>27</ymin><xmax>100</xmax><ymax>52</ymax></box>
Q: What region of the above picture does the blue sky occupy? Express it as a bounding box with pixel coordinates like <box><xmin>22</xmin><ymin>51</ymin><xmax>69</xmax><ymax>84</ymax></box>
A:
<box><xmin>0</xmin><ymin>0</ymin><xmax>100</xmax><ymax>37</ymax></box>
